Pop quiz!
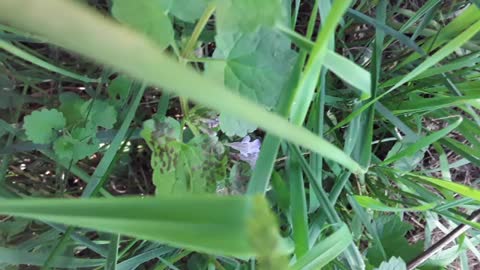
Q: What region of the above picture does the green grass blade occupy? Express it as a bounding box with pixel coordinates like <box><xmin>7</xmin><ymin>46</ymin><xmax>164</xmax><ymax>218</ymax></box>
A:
<box><xmin>0</xmin><ymin>39</ymin><xmax>98</xmax><ymax>83</ymax></box>
<box><xmin>278</xmin><ymin>27</ymin><xmax>371</xmax><ymax>99</ymax></box>
<box><xmin>289</xmin><ymin>144</ymin><xmax>365</xmax><ymax>270</ymax></box>
<box><xmin>0</xmin><ymin>0</ymin><xmax>363</xmax><ymax>175</ymax></box>
<box><xmin>398</xmin><ymin>5</ymin><xmax>480</xmax><ymax>68</ymax></box>
<box><xmin>0</xmin><ymin>195</ymin><xmax>284</xmax><ymax>258</ymax></box>
<box><xmin>380</xmin><ymin>117</ymin><xmax>463</xmax><ymax>166</ymax></box>
<box><xmin>440</xmin><ymin>137</ymin><xmax>480</xmax><ymax>167</ymax></box>
<box><xmin>289</xmin><ymin>224</ymin><xmax>352</xmax><ymax>270</ymax></box>
<box><xmin>118</xmin><ymin>247</ymin><xmax>174</xmax><ymax>270</ymax></box>
<box><xmin>347</xmin><ymin>195</ymin><xmax>387</xmax><ymax>261</ymax></box>
<box><xmin>354</xmin><ymin>195</ymin><xmax>436</xmax><ymax>212</ymax></box>
<box><xmin>288</xmin><ymin>158</ymin><xmax>309</xmax><ymax>258</ymax></box>
<box><xmin>331</xmin><ymin>19</ymin><xmax>480</xmax><ymax>132</ymax></box>
<box><xmin>407</xmin><ymin>173</ymin><xmax>480</xmax><ymax>202</ymax></box>
<box><xmin>0</xmin><ymin>247</ymin><xmax>105</xmax><ymax>268</ymax></box>
<box><xmin>106</xmin><ymin>234</ymin><xmax>120</xmax><ymax>270</ymax></box>
<box><xmin>323</xmin><ymin>51</ymin><xmax>371</xmax><ymax>96</ymax></box>
<box><xmin>82</xmin><ymin>83</ymin><xmax>145</xmax><ymax>197</ymax></box>
<box><xmin>346</xmin><ymin>8</ymin><xmax>424</xmax><ymax>54</ymax></box>
<box><xmin>288</xmin><ymin>0</ymin><xmax>357</xmax><ymax>125</ymax></box>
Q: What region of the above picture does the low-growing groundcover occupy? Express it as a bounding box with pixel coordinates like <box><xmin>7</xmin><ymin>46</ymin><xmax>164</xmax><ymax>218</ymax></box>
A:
<box><xmin>0</xmin><ymin>0</ymin><xmax>479</xmax><ymax>269</ymax></box>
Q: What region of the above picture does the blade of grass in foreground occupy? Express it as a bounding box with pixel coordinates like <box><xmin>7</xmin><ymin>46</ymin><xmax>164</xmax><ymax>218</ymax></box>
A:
<box><xmin>0</xmin><ymin>195</ymin><xmax>285</xmax><ymax>259</ymax></box>
<box><xmin>0</xmin><ymin>0</ymin><xmax>363</xmax><ymax>174</ymax></box>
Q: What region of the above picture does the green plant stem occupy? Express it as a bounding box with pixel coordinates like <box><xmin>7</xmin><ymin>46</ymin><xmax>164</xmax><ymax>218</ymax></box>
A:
<box><xmin>181</xmin><ymin>2</ymin><xmax>216</xmax><ymax>59</ymax></box>
<box><xmin>178</xmin><ymin>3</ymin><xmax>215</xmax><ymax>129</ymax></box>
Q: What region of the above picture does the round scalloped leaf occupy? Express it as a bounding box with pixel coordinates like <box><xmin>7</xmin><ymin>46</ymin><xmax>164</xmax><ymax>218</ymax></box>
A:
<box><xmin>59</xmin><ymin>92</ymin><xmax>85</xmax><ymax>127</ymax></box>
<box><xmin>24</xmin><ymin>109</ymin><xmax>66</xmax><ymax>144</ymax></box>
<box><xmin>112</xmin><ymin>0</ymin><xmax>174</xmax><ymax>50</ymax></box>
<box><xmin>108</xmin><ymin>75</ymin><xmax>132</xmax><ymax>104</ymax></box>
<box><xmin>80</xmin><ymin>99</ymin><xmax>117</xmax><ymax>129</ymax></box>
<box><xmin>53</xmin><ymin>134</ymin><xmax>98</xmax><ymax>162</ymax></box>
<box><xmin>169</xmin><ymin>0</ymin><xmax>209</xmax><ymax>22</ymax></box>
<box><xmin>215</xmin><ymin>0</ymin><xmax>286</xmax><ymax>33</ymax></box>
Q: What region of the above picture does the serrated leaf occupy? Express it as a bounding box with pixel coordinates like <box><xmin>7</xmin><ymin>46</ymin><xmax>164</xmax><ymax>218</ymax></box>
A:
<box><xmin>81</xmin><ymin>99</ymin><xmax>117</xmax><ymax>129</ymax></box>
<box><xmin>367</xmin><ymin>215</ymin><xmax>423</xmax><ymax>267</ymax></box>
<box><xmin>169</xmin><ymin>0</ymin><xmax>209</xmax><ymax>22</ymax></box>
<box><xmin>215</xmin><ymin>0</ymin><xmax>286</xmax><ymax>32</ymax></box>
<box><xmin>111</xmin><ymin>0</ymin><xmax>174</xmax><ymax>50</ymax></box>
<box><xmin>375</xmin><ymin>257</ymin><xmax>407</xmax><ymax>270</ymax></box>
<box><xmin>59</xmin><ymin>92</ymin><xmax>85</xmax><ymax>127</ymax></box>
<box><xmin>24</xmin><ymin>108</ymin><xmax>66</xmax><ymax>144</ymax></box>
<box><xmin>108</xmin><ymin>75</ymin><xmax>132</xmax><ymax>104</ymax></box>
<box><xmin>210</xmin><ymin>28</ymin><xmax>297</xmax><ymax>136</ymax></box>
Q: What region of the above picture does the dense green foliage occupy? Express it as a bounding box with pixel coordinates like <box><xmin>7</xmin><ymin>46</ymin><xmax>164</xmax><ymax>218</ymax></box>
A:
<box><xmin>0</xmin><ymin>0</ymin><xmax>479</xmax><ymax>269</ymax></box>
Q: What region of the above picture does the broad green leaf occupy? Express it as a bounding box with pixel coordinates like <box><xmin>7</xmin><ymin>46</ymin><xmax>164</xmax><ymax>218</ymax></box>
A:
<box><xmin>215</xmin><ymin>0</ymin><xmax>286</xmax><ymax>32</ymax></box>
<box><xmin>289</xmin><ymin>224</ymin><xmax>352</xmax><ymax>270</ymax></box>
<box><xmin>111</xmin><ymin>0</ymin><xmax>173</xmax><ymax>50</ymax></box>
<box><xmin>0</xmin><ymin>0</ymin><xmax>364</xmax><ymax>174</ymax></box>
<box><xmin>407</xmin><ymin>173</ymin><xmax>480</xmax><ymax>202</ymax></box>
<box><xmin>169</xmin><ymin>0</ymin><xmax>209</xmax><ymax>22</ymax></box>
<box><xmin>374</xmin><ymin>257</ymin><xmax>407</xmax><ymax>270</ymax></box>
<box><xmin>53</xmin><ymin>128</ymin><xmax>98</xmax><ymax>162</ymax></box>
<box><xmin>23</xmin><ymin>108</ymin><xmax>66</xmax><ymax>144</ymax></box>
<box><xmin>354</xmin><ymin>195</ymin><xmax>436</xmax><ymax>212</ymax></box>
<box><xmin>210</xmin><ymin>28</ymin><xmax>297</xmax><ymax>136</ymax></box>
<box><xmin>80</xmin><ymin>99</ymin><xmax>117</xmax><ymax>129</ymax></box>
<box><xmin>367</xmin><ymin>215</ymin><xmax>423</xmax><ymax>267</ymax></box>
<box><xmin>0</xmin><ymin>195</ymin><xmax>286</xmax><ymax>259</ymax></box>
<box><xmin>380</xmin><ymin>117</ymin><xmax>463</xmax><ymax>166</ymax></box>
<box><xmin>59</xmin><ymin>92</ymin><xmax>85</xmax><ymax>127</ymax></box>
<box><xmin>108</xmin><ymin>75</ymin><xmax>132</xmax><ymax>104</ymax></box>
<box><xmin>141</xmin><ymin>118</ymin><xmax>227</xmax><ymax>194</ymax></box>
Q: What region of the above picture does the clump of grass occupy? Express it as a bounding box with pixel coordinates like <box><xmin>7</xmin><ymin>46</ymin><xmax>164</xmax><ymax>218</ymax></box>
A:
<box><xmin>0</xmin><ymin>0</ymin><xmax>479</xmax><ymax>269</ymax></box>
